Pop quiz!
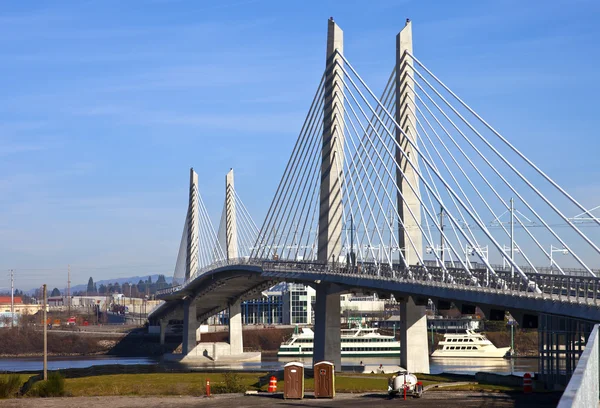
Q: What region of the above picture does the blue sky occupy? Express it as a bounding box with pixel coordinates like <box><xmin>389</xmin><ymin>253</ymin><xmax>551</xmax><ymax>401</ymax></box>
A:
<box><xmin>0</xmin><ymin>0</ymin><xmax>599</xmax><ymax>290</ymax></box>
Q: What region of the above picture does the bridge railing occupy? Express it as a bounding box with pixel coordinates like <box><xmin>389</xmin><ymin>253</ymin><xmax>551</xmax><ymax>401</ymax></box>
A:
<box><xmin>557</xmin><ymin>324</ymin><xmax>599</xmax><ymax>407</ymax></box>
<box><xmin>260</xmin><ymin>259</ymin><xmax>600</xmax><ymax>305</ymax></box>
<box><xmin>158</xmin><ymin>257</ymin><xmax>600</xmax><ymax>306</ymax></box>
<box><xmin>157</xmin><ymin>257</ymin><xmax>265</xmax><ymax>296</ymax></box>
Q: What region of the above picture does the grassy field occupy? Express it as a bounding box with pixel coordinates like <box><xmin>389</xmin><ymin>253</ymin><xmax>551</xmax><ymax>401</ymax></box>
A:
<box><xmin>58</xmin><ymin>372</ymin><xmax>520</xmax><ymax>396</ymax></box>
<box><xmin>0</xmin><ymin>374</ymin><xmax>35</xmax><ymax>383</ymax></box>
<box><xmin>62</xmin><ymin>372</ymin><xmax>391</xmax><ymax>396</ymax></box>
<box><xmin>0</xmin><ymin>372</ymin><xmax>523</xmax><ymax>398</ymax></box>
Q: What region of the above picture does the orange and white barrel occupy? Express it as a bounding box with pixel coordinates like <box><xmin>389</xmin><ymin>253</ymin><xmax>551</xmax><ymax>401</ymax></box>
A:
<box><xmin>268</xmin><ymin>376</ymin><xmax>278</xmax><ymax>393</ymax></box>
<box><xmin>523</xmin><ymin>372</ymin><xmax>533</xmax><ymax>394</ymax></box>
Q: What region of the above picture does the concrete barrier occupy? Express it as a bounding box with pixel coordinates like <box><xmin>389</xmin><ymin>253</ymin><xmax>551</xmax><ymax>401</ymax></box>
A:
<box><xmin>558</xmin><ymin>324</ymin><xmax>599</xmax><ymax>407</ymax></box>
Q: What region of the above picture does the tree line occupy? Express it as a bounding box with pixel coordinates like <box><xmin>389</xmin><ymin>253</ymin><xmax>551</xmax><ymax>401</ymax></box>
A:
<box><xmin>0</xmin><ymin>275</ymin><xmax>169</xmax><ymax>304</ymax></box>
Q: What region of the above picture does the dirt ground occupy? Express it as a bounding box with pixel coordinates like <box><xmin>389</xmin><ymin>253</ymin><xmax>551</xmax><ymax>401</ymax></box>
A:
<box><xmin>0</xmin><ymin>391</ymin><xmax>562</xmax><ymax>408</ymax></box>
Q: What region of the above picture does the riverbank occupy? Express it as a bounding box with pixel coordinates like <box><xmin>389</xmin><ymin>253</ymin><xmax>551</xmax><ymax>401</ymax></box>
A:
<box><xmin>0</xmin><ymin>326</ymin><xmax>539</xmax><ymax>358</ymax></box>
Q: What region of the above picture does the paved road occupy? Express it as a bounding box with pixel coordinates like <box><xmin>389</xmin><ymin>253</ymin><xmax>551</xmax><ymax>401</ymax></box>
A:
<box><xmin>0</xmin><ymin>392</ymin><xmax>562</xmax><ymax>407</ymax></box>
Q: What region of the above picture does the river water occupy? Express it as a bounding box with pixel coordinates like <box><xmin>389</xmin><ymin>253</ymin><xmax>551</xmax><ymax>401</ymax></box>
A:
<box><xmin>0</xmin><ymin>355</ymin><xmax>538</xmax><ymax>376</ymax></box>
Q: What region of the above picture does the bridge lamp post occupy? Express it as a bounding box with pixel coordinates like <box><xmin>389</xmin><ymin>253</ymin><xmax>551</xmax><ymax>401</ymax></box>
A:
<box><xmin>426</xmin><ymin>245</ymin><xmax>451</xmax><ymax>269</ymax></box>
<box><xmin>389</xmin><ymin>246</ymin><xmax>401</xmax><ymax>270</ymax></box>
<box><xmin>363</xmin><ymin>245</ymin><xmax>381</xmax><ymax>263</ymax></box>
<box><xmin>466</xmin><ymin>244</ymin><xmax>489</xmax><ymax>286</ymax></box>
<box><xmin>502</xmin><ymin>245</ymin><xmax>521</xmax><ymax>270</ymax></box>
<box><xmin>550</xmin><ymin>246</ymin><xmax>569</xmax><ymax>274</ymax></box>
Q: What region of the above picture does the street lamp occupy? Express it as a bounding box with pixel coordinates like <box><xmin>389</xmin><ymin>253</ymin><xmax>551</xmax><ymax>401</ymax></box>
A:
<box><xmin>550</xmin><ymin>245</ymin><xmax>569</xmax><ymax>273</ymax></box>
<box><xmin>502</xmin><ymin>245</ymin><xmax>521</xmax><ymax>269</ymax></box>
<box><xmin>466</xmin><ymin>244</ymin><xmax>489</xmax><ymax>286</ymax></box>
<box><xmin>465</xmin><ymin>244</ymin><xmax>488</xmax><ymax>265</ymax></box>
<box><xmin>426</xmin><ymin>245</ymin><xmax>451</xmax><ymax>267</ymax></box>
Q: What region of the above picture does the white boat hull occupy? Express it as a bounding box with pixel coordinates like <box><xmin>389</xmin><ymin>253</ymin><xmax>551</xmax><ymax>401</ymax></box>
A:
<box><xmin>432</xmin><ymin>346</ymin><xmax>510</xmax><ymax>358</ymax></box>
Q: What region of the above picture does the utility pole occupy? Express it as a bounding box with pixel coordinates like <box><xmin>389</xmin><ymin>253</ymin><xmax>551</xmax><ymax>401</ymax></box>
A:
<box><xmin>67</xmin><ymin>264</ymin><xmax>71</xmax><ymax>317</ymax></box>
<box><xmin>42</xmin><ymin>284</ymin><xmax>48</xmax><ymax>381</ymax></box>
<box><xmin>10</xmin><ymin>269</ymin><xmax>14</xmax><ymax>328</ymax></box>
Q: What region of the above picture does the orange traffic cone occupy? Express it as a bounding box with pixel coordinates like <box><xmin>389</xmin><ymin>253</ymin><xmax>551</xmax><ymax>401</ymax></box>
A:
<box><xmin>268</xmin><ymin>376</ymin><xmax>277</xmax><ymax>393</ymax></box>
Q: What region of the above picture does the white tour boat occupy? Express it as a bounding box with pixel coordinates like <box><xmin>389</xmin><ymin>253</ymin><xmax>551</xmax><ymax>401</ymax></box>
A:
<box><xmin>278</xmin><ymin>326</ymin><xmax>401</xmax><ymax>357</ymax></box>
<box><xmin>431</xmin><ymin>330</ymin><xmax>510</xmax><ymax>358</ymax></box>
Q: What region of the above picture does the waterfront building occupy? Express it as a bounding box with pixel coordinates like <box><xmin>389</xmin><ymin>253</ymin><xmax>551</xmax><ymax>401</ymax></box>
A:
<box><xmin>282</xmin><ymin>283</ymin><xmax>316</xmax><ymax>325</ymax></box>
<box><xmin>0</xmin><ymin>296</ymin><xmax>42</xmax><ymax>316</ymax></box>
<box><xmin>241</xmin><ymin>288</ymin><xmax>283</xmax><ymax>325</ymax></box>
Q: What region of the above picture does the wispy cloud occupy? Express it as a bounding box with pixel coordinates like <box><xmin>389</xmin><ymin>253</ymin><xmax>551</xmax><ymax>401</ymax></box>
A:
<box><xmin>69</xmin><ymin>103</ymin><xmax>305</xmax><ymax>134</ymax></box>
<box><xmin>0</xmin><ymin>142</ymin><xmax>47</xmax><ymax>156</ymax></box>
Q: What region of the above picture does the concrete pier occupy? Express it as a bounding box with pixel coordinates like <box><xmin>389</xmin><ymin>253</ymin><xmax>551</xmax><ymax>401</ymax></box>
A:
<box><xmin>182</xmin><ymin>297</ymin><xmax>198</xmax><ymax>355</ymax></box>
<box><xmin>159</xmin><ymin>319</ymin><xmax>167</xmax><ymax>346</ymax></box>
<box><xmin>229</xmin><ymin>298</ymin><xmax>243</xmax><ymax>355</ymax></box>
<box><xmin>313</xmin><ymin>283</ymin><xmax>342</xmax><ymax>372</ymax></box>
<box><xmin>399</xmin><ymin>296</ymin><xmax>430</xmax><ymax>373</ymax></box>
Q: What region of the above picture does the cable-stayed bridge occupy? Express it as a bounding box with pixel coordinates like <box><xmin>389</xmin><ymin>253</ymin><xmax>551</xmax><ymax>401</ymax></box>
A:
<box><xmin>149</xmin><ymin>19</ymin><xmax>599</xmax><ymax>386</ymax></box>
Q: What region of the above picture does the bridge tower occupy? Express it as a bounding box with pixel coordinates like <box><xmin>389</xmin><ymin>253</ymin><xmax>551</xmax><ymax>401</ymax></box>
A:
<box><xmin>396</xmin><ymin>20</ymin><xmax>429</xmax><ymax>374</ymax></box>
<box><xmin>225</xmin><ymin>168</ymin><xmax>239</xmax><ymax>260</ymax></box>
<box><xmin>395</xmin><ymin>19</ymin><xmax>422</xmax><ymax>268</ymax></box>
<box><xmin>225</xmin><ymin>169</ymin><xmax>243</xmax><ymax>354</ymax></box>
<box><xmin>182</xmin><ymin>167</ymin><xmax>200</xmax><ymax>354</ymax></box>
<box><xmin>186</xmin><ymin>168</ymin><xmax>200</xmax><ymax>281</ymax></box>
<box><xmin>313</xmin><ymin>17</ymin><xmax>344</xmax><ymax>372</ymax></box>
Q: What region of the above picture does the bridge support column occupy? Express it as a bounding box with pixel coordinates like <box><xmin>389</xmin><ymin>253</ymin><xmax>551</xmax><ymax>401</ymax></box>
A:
<box><xmin>400</xmin><ymin>296</ymin><xmax>429</xmax><ymax>373</ymax></box>
<box><xmin>229</xmin><ymin>299</ymin><xmax>243</xmax><ymax>355</ymax></box>
<box><xmin>182</xmin><ymin>298</ymin><xmax>198</xmax><ymax>355</ymax></box>
<box><xmin>313</xmin><ymin>283</ymin><xmax>341</xmax><ymax>371</ymax></box>
<box><xmin>159</xmin><ymin>319</ymin><xmax>168</xmax><ymax>346</ymax></box>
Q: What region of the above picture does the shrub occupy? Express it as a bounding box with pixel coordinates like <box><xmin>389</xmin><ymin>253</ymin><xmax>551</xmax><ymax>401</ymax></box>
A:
<box><xmin>30</xmin><ymin>373</ymin><xmax>66</xmax><ymax>397</ymax></box>
<box><xmin>213</xmin><ymin>372</ymin><xmax>246</xmax><ymax>394</ymax></box>
<box><xmin>0</xmin><ymin>374</ymin><xmax>22</xmax><ymax>398</ymax></box>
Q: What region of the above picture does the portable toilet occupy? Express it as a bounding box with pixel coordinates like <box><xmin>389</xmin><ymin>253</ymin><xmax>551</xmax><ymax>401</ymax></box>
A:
<box><xmin>283</xmin><ymin>362</ymin><xmax>304</xmax><ymax>399</ymax></box>
<box><xmin>314</xmin><ymin>361</ymin><xmax>335</xmax><ymax>398</ymax></box>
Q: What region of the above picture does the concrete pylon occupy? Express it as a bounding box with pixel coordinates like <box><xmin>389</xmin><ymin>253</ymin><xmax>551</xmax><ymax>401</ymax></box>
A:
<box><xmin>317</xmin><ymin>17</ymin><xmax>344</xmax><ymax>264</ymax></box>
<box><xmin>229</xmin><ymin>298</ymin><xmax>243</xmax><ymax>355</ymax></box>
<box><xmin>182</xmin><ymin>297</ymin><xmax>198</xmax><ymax>355</ymax></box>
<box><xmin>313</xmin><ymin>18</ymin><xmax>344</xmax><ymax>372</ymax></box>
<box><xmin>399</xmin><ymin>296</ymin><xmax>430</xmax><ymax>373</ymax></box>
<box><xmin>395</xmin><ymin>19</ymin><xmax>422</xmax><ymax>268</ymax></box>
<box><xmin>159</xmin><ymin>319</ymin><xmax>168</xmax><ymax>346</ymax></box>
<box><xmin>225</xmin><ymin>169</ymin><xmax>238</xmax><ymax>260</ymax></box>
<box><xmin>185</xmin><ymin>168</ymin><xmax>200</xmax><ymax>281</ymax></box>
<box><xmin>313</xmin><ymin>283</ymin><xmax>342</xmax><ymax>371</ymax></box>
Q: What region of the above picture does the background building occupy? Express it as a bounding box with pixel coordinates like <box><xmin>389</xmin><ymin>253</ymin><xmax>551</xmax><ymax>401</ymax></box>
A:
<box><xmin>241</xmin><ymin>288</ymin><xmax>283</xmax><ymax>325</ymax></box>
<box><xmin>282</xmin><ymin>283</ymin><xmax>316</xmax><ymax>325</ymax></box>
<box><xmin>0</xmin><ymin>296</ymin><xmax>42</xmax><ymax>316</ymax></box>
